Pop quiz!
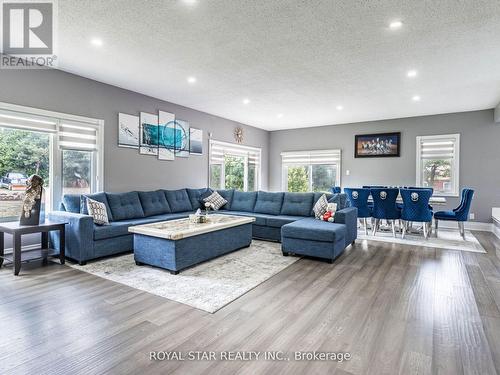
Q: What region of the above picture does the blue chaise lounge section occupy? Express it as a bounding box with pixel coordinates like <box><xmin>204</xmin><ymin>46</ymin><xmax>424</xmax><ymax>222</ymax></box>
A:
<box><xmin>49</xmin><ymin>189</ymin><xmax>357</xmax><ymax>265</ymax></box>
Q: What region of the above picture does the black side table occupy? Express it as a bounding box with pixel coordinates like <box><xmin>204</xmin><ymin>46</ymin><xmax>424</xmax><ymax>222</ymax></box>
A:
<box><xmin>0</xmin><ymin>221</ymin><xmax>67</xmax><ymax>276</ymax></box>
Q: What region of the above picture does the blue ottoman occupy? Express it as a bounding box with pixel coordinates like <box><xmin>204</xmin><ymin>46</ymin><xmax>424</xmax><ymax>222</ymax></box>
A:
<box><xmin>281</xmin><ymin>218</ymin><xmax>347</xmax><ymax>263</ymax></box>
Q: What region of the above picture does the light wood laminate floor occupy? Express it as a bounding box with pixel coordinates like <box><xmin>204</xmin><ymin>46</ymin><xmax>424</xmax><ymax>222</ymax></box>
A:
<box><xmin>1</xmin><ymin>231</ymin><xmax>500</xmax><ymax>375</ymax></box>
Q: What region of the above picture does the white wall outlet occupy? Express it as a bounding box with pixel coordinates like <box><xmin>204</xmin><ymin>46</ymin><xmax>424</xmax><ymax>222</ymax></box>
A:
<box><xmin>346</xmin><ymin>170</ymin><xmax>350</xmax><ymax>176</ymax></box>
<box><xmin>469</xmin><ymin>213</ymin><xmax>475</xmax><ymax>220</ymax></box>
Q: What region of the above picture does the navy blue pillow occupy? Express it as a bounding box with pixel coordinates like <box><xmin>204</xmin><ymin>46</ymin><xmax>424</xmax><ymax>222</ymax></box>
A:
<box><xmin>229</xmin><ymin>191</ymin><xmax>257</xmax><ymax>212</ymax></box>
<box><xmin>106</xmin><ymin>192</ymin><xmax>145</xmax><ymax>221</ymax></box>
<box><xmin>164</xmin><ymin>189</ymin><xmax>193</xmax><ymax>213</ymax></box>
<box><xmin>138</xmin><ymin>190</ymin><xmax>171</xmax><ymax>217</ymax></box>
<box><xmin>254</xmin><ymin>191</ymin><xmax>284</xmax><ymax>215</ymax></box>
<box><xmin>329</xmin><ymin>193</ymin><xmax>348</xmax><ymax>210</ymax></box>
<box><xmin>187</xmin><ymin>188</ymin><xmax>212</xmax><ymax>210</ymax></box>
<box><xmin>216</xmin><ymin>189</ymin><xmax>234</xmax><ymax>209</ymax></box>
<box><xmin>80</xmin><ymin>192</ymin><xmax>114</xmax><ymax>221</ymax></box>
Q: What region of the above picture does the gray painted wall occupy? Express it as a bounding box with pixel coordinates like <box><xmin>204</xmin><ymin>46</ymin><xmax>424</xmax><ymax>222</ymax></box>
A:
<box><xmin>269</xmin><ymin>110</ymin><xmax>500</xmax><ymax>223</ymax></box>
<box><xmin>495</xmin><ymin>102</ymin><xmax>500</xmax><ymax>123</ymax></box>
<box><xmin>0</xmin><ymin>69</ymin><xmax>269</xmax><ymax>192</ymax></box>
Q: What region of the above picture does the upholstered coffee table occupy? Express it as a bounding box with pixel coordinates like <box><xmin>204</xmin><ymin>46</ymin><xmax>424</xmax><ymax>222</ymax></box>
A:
<box><xmin>129</xmin><ymin>214</ymin><xmax>254</xmax><ymax>274</ymax></box>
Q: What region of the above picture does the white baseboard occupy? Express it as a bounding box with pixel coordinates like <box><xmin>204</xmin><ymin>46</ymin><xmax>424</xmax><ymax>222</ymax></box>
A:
<box><xmin>437</xmin><ymin>220</ymin><xmax>493</xmax><ymax>232</ymax></box>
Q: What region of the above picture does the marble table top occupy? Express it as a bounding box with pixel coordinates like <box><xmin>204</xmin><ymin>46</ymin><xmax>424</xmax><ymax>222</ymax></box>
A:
<box><xmin>128</xmin><ymin>214</ymin><xmax>255</xmax><ymax>240</ymax></box>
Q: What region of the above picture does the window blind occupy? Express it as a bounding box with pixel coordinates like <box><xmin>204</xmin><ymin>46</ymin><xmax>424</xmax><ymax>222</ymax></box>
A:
<box><xmin>209</xmin><ymin>140</ymin><xmax>261</xmax><ymax>165</ymax></box>
<box><xmin>0</xmin><ymin>108</ymin><xmax>100</xmax><ymax>151</ymax></box>
<box><xmin>59</xmin><ymin>120</ymin><xmax>98</xmax><ymax>150</ymax></box>
<box><xmin>281</xmin><ymin>149</ymin><xmax>342</xmax><ymax>165</ymax></box>
<box><xmin>0</xmin><ymin>108</ymin><xmax>57</xmax><ymax>133</ymax></box>
<box><xmin>418</xmin><ymin>135</ymin><xmax>458</xmax><ymax>159</ymax></box>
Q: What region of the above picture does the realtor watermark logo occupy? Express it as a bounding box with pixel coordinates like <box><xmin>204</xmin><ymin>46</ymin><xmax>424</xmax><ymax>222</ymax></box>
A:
<box><xmin>1</xmin><ymin>0</ymin><xmax>58</xmax><ymax>69</ymax></box>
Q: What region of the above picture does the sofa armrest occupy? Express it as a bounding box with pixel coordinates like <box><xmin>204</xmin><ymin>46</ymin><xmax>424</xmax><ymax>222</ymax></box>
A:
<box><xmin>48</xmin><ymin>211</ymin><xmax>94</xmax><ymax>263</ymax></box>
<box><xmin>334</xmin><ymin>207</ymin><xmax>358</xmax><ymax>245</ymax></box>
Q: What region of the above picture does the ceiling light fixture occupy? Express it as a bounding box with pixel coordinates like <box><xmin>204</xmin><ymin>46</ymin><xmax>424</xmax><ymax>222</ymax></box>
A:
<box><xmin>412</xmin><ymin>95</ymin><xmax>421</xmax><ymax>102</ymax></box>
<box><xmin>243</xmin><ymin>98</ymin><xmax>250</xmax><ymax>105</ymax></box>
<box><xmin>182</xmin><ymin>0</ymin><xmax>198</xmax><ymax>5</ymax></box>
<box><xmin>90</xmin><ymin>38</ymin><xmax>103</xmax><ymax>47</ymax></box>
<box><xmin>389</xmin><ymin>20</ymin><xmax>403</xmax><ymax>30</ymax></box>
<box><xmin>277</xmin><ymin>113</ymin><xmax>284</xmax><ymax>119</ymax></box>
<box><xmin>187</xmin><ymin>76</ymin><xmax>197</xmax><ymax>84</ymax></box>
<box><xmin>407</xmin><ymin>69</ymin><xmax>417</xmax><ymax>78</ymax></box>
<box><xmin>336</xmin><ymin>105</ymin><xmax>343</xmax><ymax>111</ymax></box>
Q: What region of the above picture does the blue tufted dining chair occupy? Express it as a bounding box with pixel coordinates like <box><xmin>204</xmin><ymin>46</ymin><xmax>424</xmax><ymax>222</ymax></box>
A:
<box><xmin>345</xmin><ymin>188</ymin><xmax>371</xmax><ymax>235</ymax></box>
<box><xmin>331</xmin><ymin>186</ymin><xmax>342</xmax><ymax>194</ymax></box>
<box><xmin>370</xmin><ymin>188</ymin><xmax>401</xmax><ymax>237</ymax></box>
<box><xmin>400</xmin><ymin>188</ymin><xmax>433</xmax><ymax>239</ymax></box>
<box><xmin>434</xmin><ymin>188</ymin><xmax>474</xmax><ymax>239</ymax></box>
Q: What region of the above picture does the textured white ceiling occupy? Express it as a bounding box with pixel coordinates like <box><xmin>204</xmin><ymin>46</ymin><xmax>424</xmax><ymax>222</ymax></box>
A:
<box><xmin>56</xmin><ymin>0</ymin><xmax>500</xmax><ymax>130</ymax></box>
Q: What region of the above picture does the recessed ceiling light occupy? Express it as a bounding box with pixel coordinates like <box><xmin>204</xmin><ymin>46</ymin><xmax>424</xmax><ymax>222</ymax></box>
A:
<box><xmin>277</xmin><ymin>113</ymin><xmax>284</xmax><ymax>119</ymax></box>
<box><xmin>187</xmin><ymin>76</ymin><xmax>197</xmax><ymax>84</ymax></box>
<box><xmin>336</xmin><ymin>105</ymin><xmax>343</xmax><ymax>111</ymax></box>
<box><xmin>407</xmin><ymin>69</ymin><xmax>417</xmax><ymax>78</ymax></box>
<box><xmin>389</xmin><ymin>20</ymin><xmax>403</xmax><ymax>30</ymax></box>
<box><xmin>412</xmin><ymin>95</ymin><xmax>421</xmax><ymax>102</ymax></box>
<box><xmin>90</xmin><ymin>38</ymin><xmax>103</xmax><ymax>47</ymax></box>
<box><xmin>243</xmin><ymin>98</ymin><xmax>250</xmax><ymax>105</ymax></box>
<box><xmin>182</xmin><ymin>0</ymin><xmax>197</xmax><ymax>5</ymax></box>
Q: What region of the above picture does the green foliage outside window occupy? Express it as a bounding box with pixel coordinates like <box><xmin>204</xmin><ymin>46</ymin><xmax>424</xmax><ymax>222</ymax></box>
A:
<box><xmin>287</xmin><ymin>166</ymin><xmax>309</xmax><ymax>192</ymax></box>
<box><xmin>224</xmin><ymin>155</ymin><xmax>245</xmax><ymax>191</ymax></box>
<box><xmin>0</xmin><ymin>128</ymin><xmax>49</xmax><ymax>184</ymax></box>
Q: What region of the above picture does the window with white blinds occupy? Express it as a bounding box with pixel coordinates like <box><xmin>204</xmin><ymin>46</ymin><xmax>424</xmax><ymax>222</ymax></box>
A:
<box><xmin>416</xmin><ymin>134</ymin><xmax>460</xmax><ymax>196</ymax></box>
<box><xmin>0</xmin><ymin>102</ymin><xmax>104</xmax><ymax>213</ymax></box>
<box><xmin>281</xmin><ymin>149</ymin><xmax>341</xmax><ymax>192</ymax></box>
<box><xmin>209</xmin><ymin>140</ymin><xmax>261</xmax><ymax>191</ymax></box>
<box><xmin>59</xmin><ymin>121</ymin><xmax>99</xmax><ymax>150</ymax></box>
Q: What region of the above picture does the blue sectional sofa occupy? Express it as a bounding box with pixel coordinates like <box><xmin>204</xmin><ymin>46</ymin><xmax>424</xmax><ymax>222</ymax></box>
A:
<box><xmin>49</xmin><ymin>188</ymin><xmax>357</xmax><ymax>265</ymax></box>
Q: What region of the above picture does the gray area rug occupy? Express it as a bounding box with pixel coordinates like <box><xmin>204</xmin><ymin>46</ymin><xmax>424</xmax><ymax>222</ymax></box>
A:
<box><xmin>357</xmin><ymin>227</ymin><xmax>486</xmax><ymax>253</ymax></box>
<box><xmin>70</xmin><ymin>240</ymin><xmax>299</xmax><ymax>313</ymax></box>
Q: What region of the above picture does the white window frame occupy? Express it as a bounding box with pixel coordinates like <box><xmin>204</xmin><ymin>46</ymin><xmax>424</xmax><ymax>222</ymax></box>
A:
<box><xmin>0</xmin><ymin>101</ymin><xmax>104</xmax><ymax>212</ymax></box>
<box><xmin>416</xmin><ymin>133</ymin><xmax>460</xmax><ymax>197</ymax></box>
<box><xmin>281</xmin><ymin>149</ymin><xmax>342</xmax><ymax>192</ymax></box>
<box><xmin>208</xmin><ymin>139</ymin><xmax>261</xmax><ymax>191</ymax></box>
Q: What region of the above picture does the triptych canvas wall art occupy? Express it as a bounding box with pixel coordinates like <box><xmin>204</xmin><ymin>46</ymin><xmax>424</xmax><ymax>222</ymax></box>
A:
<box><xmin>118</xmin><ymin>111</ymin><xmax>203</xmax><ymax>160</ymax></box>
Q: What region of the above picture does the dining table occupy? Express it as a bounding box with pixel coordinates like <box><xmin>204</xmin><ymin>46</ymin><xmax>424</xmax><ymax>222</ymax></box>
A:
<box><xmin>367</xmin><ymin>196</ymin><xmax>447</xmax><ymax>206</ymax></box>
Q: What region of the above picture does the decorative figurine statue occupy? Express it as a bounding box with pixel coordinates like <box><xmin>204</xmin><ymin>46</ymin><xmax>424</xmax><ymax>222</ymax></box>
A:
<box><xmin>19</xmin><ymin>174</ymin><xmax>44</xmax><ymax>226</ymax></box>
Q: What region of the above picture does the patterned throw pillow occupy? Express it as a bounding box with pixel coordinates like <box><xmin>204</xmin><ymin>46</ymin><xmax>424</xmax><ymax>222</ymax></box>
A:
<box><xmin>87</xmin><ymin>198</ymin><xmax>109</xmax><ymax>225</ymax></box>
<box><xmin>203</xmin><ymin>191</ymin><xmax>228</xmax><ymax>211</ymax></box>
<box><xmin>313</xmin><ymin>194</ymin><xmax>329</xmax><ymax>219</ymax></box>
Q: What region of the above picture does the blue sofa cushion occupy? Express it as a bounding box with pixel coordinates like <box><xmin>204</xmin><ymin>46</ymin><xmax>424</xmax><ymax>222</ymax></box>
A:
<box><xmin>164</xmin><ymin>189</ymin><xmax>193</xmax><ymax>213</ymax></box>
<box><xmin>106</xmin><ymin>192</ymin><xmax>145</xmax><ymax>221</ymax></box>
<box><xmin>282</xmin><ymin>218</ymin><xmax>346</xmax><ymax>242</ymax></box>
<box><xmin>216</xmin><ymin>189</ymin><xmax>234</xmax><ymax>209</ymax></box>
<box><xmin>62</xmin><ymin>194</ymin><xmax>81</xmax><ymax>213</ymax></box>
<box><xmin>187</xmin><ymin>188</ymin><xmax>212</xmax><ymax>210</ymax></box>
<box><xmin>138</xmin><ymin>190</ymin><xmax>171</xmax><ymax>217</ymax></box>
<box><xmin>229</xmin><ymin>191</ymin><xmax>257</xmax><ymax>212</ymax></box>
<box><xmin>267</xmin><ymin>215</ymin><xmax>305</xmax><ymax>228</ymax></box>
<box><xmin>80</xmin><ymin>192</ymin><xmax>114</xmax><ymax>221</ymax></box>
<box><xmin>280</xmin><ymin>192</ymin><xmax>314</xmax><ymax>216</ymax></box>
<box><xmin>93</xmin><ymin>212</ymin><xmax>192</xmax><ymax>240</ymax></box>
<box><xmin>254</xmin><ymin>191</ymin><xmax>284</xmax><ymax>215</ymax></box>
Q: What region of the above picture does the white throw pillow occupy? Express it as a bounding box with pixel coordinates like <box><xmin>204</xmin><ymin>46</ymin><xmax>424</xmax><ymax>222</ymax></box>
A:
<box><xmin>313</xmin><ymin>194</ymin><xmax>329</xmax><ymax>219</ymax></box>
<box><xmin>87</xmin><ymin>198</ymin><xmax>109</xmax><ymax>225</ymax></box>
<box><xmin>203</xmin><ymin>191</ymin><xmax>228</xmax><ymax>211</ymax></box>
